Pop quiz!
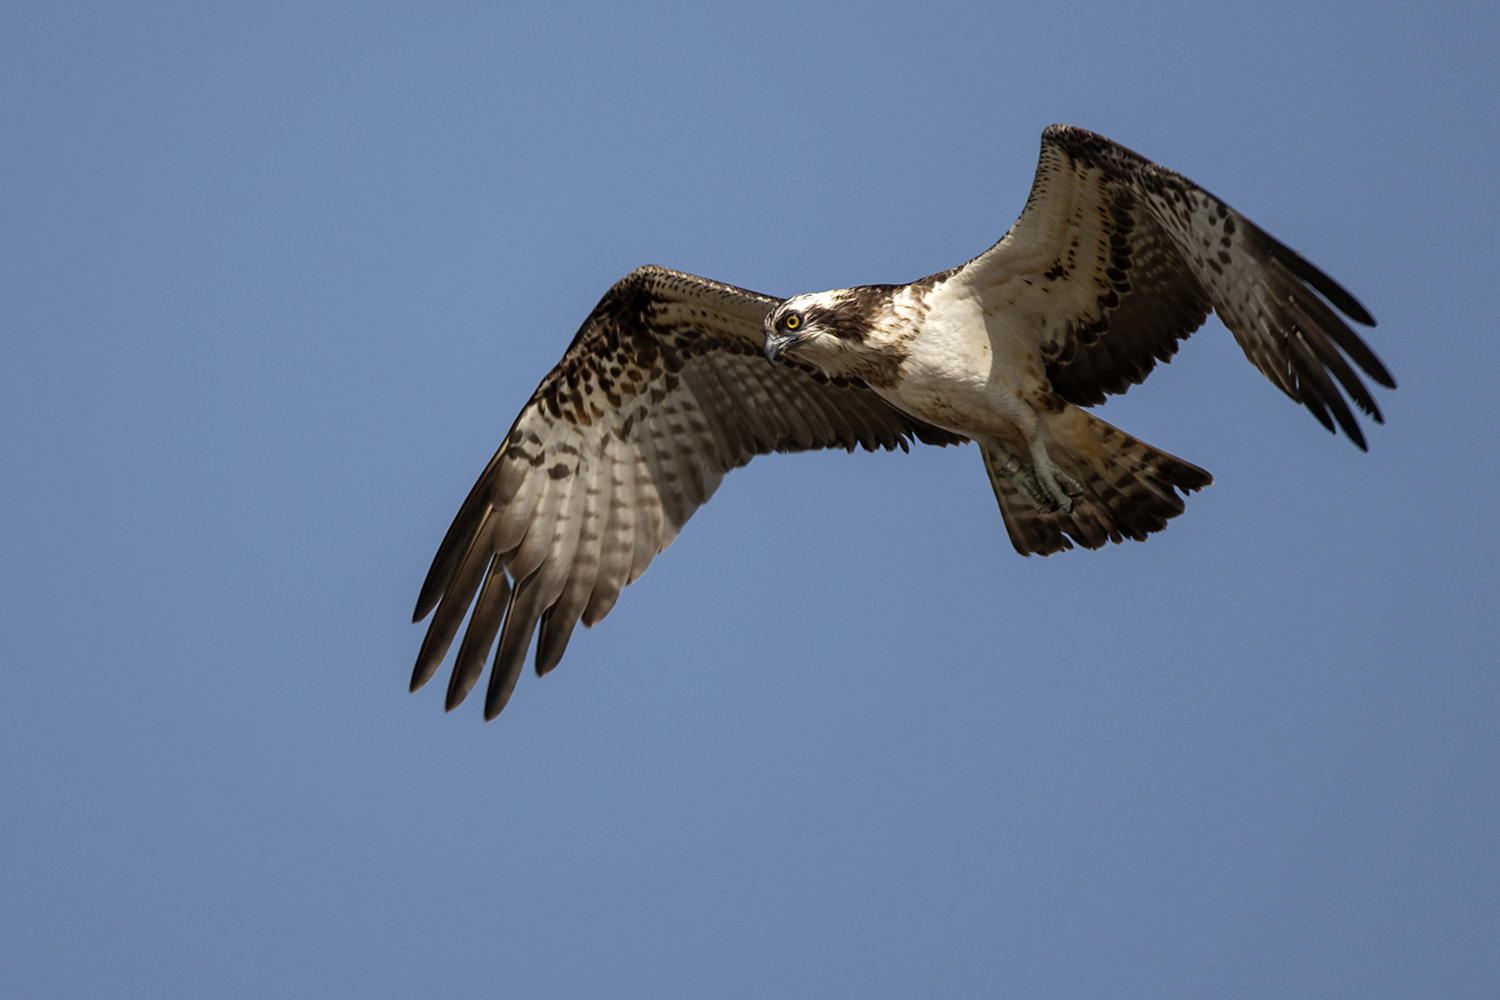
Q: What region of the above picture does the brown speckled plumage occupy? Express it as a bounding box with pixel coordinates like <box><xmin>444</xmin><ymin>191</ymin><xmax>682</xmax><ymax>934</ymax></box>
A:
<box><xmin>994</xmin><ymin>126</ymin><xmax>1392</xmax><ymax>447</ymax></box>
<box><xmin>412</xmin><ymin>265</ymin><xmax>961</xmax><ymax>719</ymax></box>
<box><xmin>413</xmin><ymin>125</ymin><xmax>1394</xmax><ymax>720</ymax></box>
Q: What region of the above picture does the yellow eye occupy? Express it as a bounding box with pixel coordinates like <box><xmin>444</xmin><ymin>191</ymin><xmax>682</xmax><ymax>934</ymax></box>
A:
<box><xmin>784</xmin><ymin>313</ymin><xmax>801</xmax><ymax>331</ymax></box>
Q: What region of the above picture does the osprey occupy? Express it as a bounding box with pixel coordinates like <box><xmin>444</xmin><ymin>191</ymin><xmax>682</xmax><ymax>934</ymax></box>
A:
<box><xmin>412</xmin><ymin>125</ymin><xmax>1394</xmax><ymax>720</ymax></box>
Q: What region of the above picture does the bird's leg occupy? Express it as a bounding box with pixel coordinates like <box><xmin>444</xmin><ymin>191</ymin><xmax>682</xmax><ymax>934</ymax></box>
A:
<box><xmin>980</xmin><ymin>435</ymin><xmax>1081</xmax><ymax>514</ymax></box>
<box><xmin>986</xmin><ymin>441</ymin><xmax>1051</xmax><ymax>512</ymax></box>
<box><xmin>1027</xmin><ymin>437</ymin><xmax>1082</xmax><ymax>514</ymax></box>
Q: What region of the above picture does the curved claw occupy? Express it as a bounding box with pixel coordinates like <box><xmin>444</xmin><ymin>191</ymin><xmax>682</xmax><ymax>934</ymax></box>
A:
<box><xmin>985</xmin><ymin>440</ymin><xmax>1060</xmax><ymax>513</ymax></box>
<box><xmin>1028</xmin><ymin>440</ymin><xmax>1080</xmax><ymax>514</ymax></box>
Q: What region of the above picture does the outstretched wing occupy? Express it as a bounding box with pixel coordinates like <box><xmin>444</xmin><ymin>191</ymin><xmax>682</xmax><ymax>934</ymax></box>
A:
<box><xmin>412</xmin><ymin>265</ymin><xmax>962</xmax><ymax>719</ymax></box>
<box><xmin>961</xmin><ymin>124</ymin><xmax>1395</xmax><ymax>449</ymax></box>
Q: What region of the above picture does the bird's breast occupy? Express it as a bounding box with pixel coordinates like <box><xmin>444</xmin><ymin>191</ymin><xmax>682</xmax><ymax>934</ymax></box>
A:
<box><xmin>879</xmin><ymin>282</ymin><xmax>1015</xmax><ymax>433</ymax></box>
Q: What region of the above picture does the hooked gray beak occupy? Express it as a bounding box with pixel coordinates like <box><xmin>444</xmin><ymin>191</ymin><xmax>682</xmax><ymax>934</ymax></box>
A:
<box><xmin>763</xmin><ymin>330</ymin><xmax>799</xmax><ymax>366</ymax></box>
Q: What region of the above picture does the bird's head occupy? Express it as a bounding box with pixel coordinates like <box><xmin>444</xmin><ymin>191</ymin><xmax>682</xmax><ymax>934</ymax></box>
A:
<box><xmin>762</xmin><ymin>288</ymin><xmax>889</xmax><ymax>371</ymax></box>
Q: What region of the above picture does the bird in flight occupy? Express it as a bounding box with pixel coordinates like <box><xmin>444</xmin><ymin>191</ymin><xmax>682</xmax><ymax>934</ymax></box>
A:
<box><xmin>411</xmin><ymin>124</ymin><xmax>1394</xmax><ymax>720</ymax></box>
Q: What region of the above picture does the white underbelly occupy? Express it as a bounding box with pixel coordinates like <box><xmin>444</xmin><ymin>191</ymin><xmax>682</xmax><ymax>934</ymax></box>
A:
<box><xmin>880</xmin><ymin>285</ymin><xmax>1039</xmax><ymax>437</ymax></box>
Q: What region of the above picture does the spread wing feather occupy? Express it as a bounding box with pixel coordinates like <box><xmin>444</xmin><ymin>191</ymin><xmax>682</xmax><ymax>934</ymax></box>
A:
<box><xmin>412</xmin><ymin>265</ymin><xmax>964</xmax><ymax>718</ymax></box>
<box><xmin>962</xmin><ymin>124</ymin><xmax>1394</xmax><ymax>449</ymax></box>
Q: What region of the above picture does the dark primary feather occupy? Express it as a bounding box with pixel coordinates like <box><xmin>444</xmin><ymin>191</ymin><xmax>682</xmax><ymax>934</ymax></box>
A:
<box><xmin>974</xmin><ymin>124</ymin><xmax>1394</xmax><ymax>449</ymax></box>
<box><xmin>412</xmin><ymin>265</ymin><xmax>963</xmax><ymax>719</ymax></box>
<box><xmin>413</xmin><ymin>125</ymin><xmax>1397</xmax><ymax>721</ymax></box>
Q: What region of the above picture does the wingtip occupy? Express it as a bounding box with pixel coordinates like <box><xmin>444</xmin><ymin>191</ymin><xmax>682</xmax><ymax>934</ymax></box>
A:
<box><xmin>411</xmin><ymin>578</ymin><xmax>446</xmax><ymax>625</ymax></box>
<box><xmin>409</xmin><ymin>656</ymin><xmax>437</xmax><ymax>694</ymax></box>
<box><xmin>1340</xmin><ymin>297</ymin><xmax>1377</xmax><ymax>329</ymax></box>
<box><xmin>1263</xmin><ymin>237</ymin><xmax>1378</xmax><ymax>328</ymax></box>
<box><xmin>482</xmin><ymin>670</ymin><xmax>516</xmax><ymax>721</ymax></box>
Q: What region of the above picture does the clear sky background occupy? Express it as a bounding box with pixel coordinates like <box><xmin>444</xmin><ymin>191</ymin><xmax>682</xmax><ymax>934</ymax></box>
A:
<box><xmin>2</xmin><ymin>2</ymin><xmax>1496</xmax><ymax>997</ymax></box>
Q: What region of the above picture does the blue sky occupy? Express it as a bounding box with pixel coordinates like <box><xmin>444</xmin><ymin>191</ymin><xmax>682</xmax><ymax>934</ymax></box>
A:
<box><xmin>2</xmin><ymin>2</ymin><xmax>1496</xmax><ymax>997</ymax></box>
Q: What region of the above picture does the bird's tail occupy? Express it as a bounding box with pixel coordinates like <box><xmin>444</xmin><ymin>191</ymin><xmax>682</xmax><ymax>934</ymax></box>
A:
<box><xmin>982</xmin><ymin>409</ymin><xmax>1213</xmax><ymax>556</ymax></box>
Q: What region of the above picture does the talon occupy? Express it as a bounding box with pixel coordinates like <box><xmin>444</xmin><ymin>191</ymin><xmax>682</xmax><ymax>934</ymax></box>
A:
<box><xmin>1011</xmin><ymin>467</ymin><xmax>1056</xmax><ymax>512</ymax></box>
<box><xmin>984</xmin><ymin>437</ymin><xmax>1076</xmax><ymax>514</ymax></box>
<box><xmin>1028</xmin><ymin>440</ymin><xmax>1078</xmax><ymax>513</ymax></box>
<box><xmin>988</xmin><ymin>443</ymin><xmax>1051</xmax><ymax>512</ymax></box>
